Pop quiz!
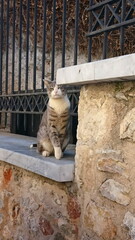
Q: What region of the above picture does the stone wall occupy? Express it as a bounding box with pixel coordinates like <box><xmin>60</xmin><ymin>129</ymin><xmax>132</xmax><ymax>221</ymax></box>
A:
<box><xmin>75</xmin><ymin>81</ymin><xmax>135</xmax><ymax>240</ymax></box>
<box><xmin>0</xmin><ymin>161</ymin><xmax>80</xmax><ymax>240</ymax></box>
<box><xmin>1</xmin><ymin>81</ymin><xmax>135</xmax><ymax>240</ymax></box>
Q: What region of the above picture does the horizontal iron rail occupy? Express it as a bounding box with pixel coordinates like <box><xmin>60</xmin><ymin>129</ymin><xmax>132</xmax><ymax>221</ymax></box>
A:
<box><xmin>0</xmin><ymin>89</ymin><xmax>79</xmax><ymax>97</ymax></box>
<box><xmin>86</xmin><ymin>18</ymin><xmax>135</xmax><ymax>37</ymax></box>
<box><xmin>0</xmin><ymin>110</ymin><xmax>78</xmax><ymax>116</ymax></box>
<box><xmin>87</xmin><ymin>0</ymin><xmax>122</xmax><ymax>11</ymax></box>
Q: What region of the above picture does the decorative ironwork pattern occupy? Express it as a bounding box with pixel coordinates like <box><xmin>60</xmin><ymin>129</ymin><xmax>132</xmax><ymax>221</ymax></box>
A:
<box><xmin>0</xmin><ymin>93</ymin><xmax>48</xmax><ymax>114</ymax></box>
<box><xmin>87</xmin><ymin>0</ymin><xmax>135</xmax><ymax>59</ymax></box>
<box><xmin>0</xmin><ymin>90</ymin><xmax>79</xmax><ymax>115</ymax></box>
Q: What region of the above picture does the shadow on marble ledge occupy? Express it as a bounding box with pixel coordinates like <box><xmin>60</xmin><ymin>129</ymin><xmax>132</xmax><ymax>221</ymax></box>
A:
<box><xmin>0</xmin><ymin>132</ymin><xmax>75</xmax><ymax>182</ymax></box>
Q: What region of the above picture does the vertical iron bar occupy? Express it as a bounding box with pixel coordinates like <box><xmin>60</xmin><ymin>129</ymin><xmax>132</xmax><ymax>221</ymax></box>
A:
<box><xmin>5</xmin><ymin>113</ymin><xmax>7</xmax><ymax>128</ymax></box>
<box><xmin>70</xmin><ymin>95</ymin><xmax>74</xmax><ymax>142</ymax></box>
<box><xmin>88</xmin><ymin>0</ymin><xmax>93</xmax><ymax>62</ymax></box>
<box><xmin>62</xmin><ymin>0</ymin><xmax>66</xmax><ymax>67</ymax></box>
<box><xmin>0</xmin><ymin>113</ymin><xmax>1</xmax><ymax>127</ymax></box>
<box><xmin>41</xmin><ymin>0</ymin><xmax>47</xmax><ymax>90</ymax></box>
<box><xmin>33</xmin><ymin>0</ymin><xmax>38</xmax><ymax>91</ymax></box>
<box><xmin>12</xmin><ymin>0</ymin><xmax>16</xmax><ymax>93</ymax></box>
<box><xmin>31</xmin><ymin>114</ymin><xmax>34</xmax><ymax>132</ymax></box>
<box><xmin>51</xmin><ymin>0</ymin><xmax>56</xmax><ymax>81</ymax></box>
<box><xmin>17</xmin><ymin>113</ymin><xmax>19</xmax><ymax>129</ymax></box>
<box><xmin>24</xmin><ymin>114</ymin><xmax>26</xmax><ymax>132</ymax></box>
<box><xmin>0</xmin><ymin>0</ymin><xmax>3</xmax><ymax>94</ymax></box>
<box><xmin>6</xmin><ymin>0</ymin><xmax>10</xmax><ymax>94</ymax></box>
<box><xmin>25</xmin><ymin>0</ymin><xmax>30</xmax><ymax>92</ymax></box>
<box><xmin>120</xmin><ymin>0</ymin><xmax>126</xmax><ymax>55</ymax></box>
<box><xmin>103</xmin><ymin>5</ymin><xmax>108</xmax><ymax>59</ymax></box>
<box><xmin>18</xmin><ymin>0</ymin><xmax>23</xmax><ymax>92</ymax></box>
<box><xmin>74</xmin><ymin>0</ymin><xmax>79</xmax><ymax>65</ymax></box>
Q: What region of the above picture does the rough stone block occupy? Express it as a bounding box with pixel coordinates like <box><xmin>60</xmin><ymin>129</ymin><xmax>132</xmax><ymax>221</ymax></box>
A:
<box><xmin>97</xmin><ymin>158</ymin><xmax>126</xmax><ymax>175</ymax></box>
<box><xmin>99</xmin><ymin>179</ymin><xmax>130</xmax><ymax>206</ymax></box>
<box><xmin>84</xmin><ymin>201</ymin><xmax>117</xmax><ymax>240</ymax></box>
<box><xmin>120</xmin><ymin>108</ymin><xmax>135</xmax><ymax>142</ymax></box>
<box><xmin>123</xmin><ymin>211</ymin><xmax>135</xmax><ymax>240</ymax></box>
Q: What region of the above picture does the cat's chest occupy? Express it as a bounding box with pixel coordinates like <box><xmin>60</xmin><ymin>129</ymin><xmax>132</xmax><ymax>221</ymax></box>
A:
<box><xmin>48</xmin><ymin>97</ymin><xmax>70</xmax><ymax>115</ymax></box>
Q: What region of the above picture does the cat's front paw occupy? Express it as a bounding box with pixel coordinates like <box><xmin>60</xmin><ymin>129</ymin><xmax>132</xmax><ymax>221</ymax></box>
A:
<box><xmin>54</xmin><ymin>147</ymin><xmax>63</xmax><ymax>160</ymax></box>
<box><xmin>42</xmin><ymin>150</ymin><xmax>50</xmax><ymax>157</ymax></box>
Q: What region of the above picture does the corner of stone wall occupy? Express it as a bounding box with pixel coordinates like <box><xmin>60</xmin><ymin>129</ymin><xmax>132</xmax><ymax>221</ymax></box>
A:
<box><xmin>75</xmin><ymin>81</ymin><xmax>135</xmax><ymax>240</ymax></box>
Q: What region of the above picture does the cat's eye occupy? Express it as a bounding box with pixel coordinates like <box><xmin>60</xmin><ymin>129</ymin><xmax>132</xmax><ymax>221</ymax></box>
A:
<box><xmin>58</xmin><ymin>85</ymin><xmax>62</xmax><ymax>89</ymax></box>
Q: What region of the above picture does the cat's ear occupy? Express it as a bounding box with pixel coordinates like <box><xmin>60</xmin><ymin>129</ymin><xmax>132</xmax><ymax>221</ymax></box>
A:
<box><xmin>43</xmin><ymin>79</ymin><xmax>51</xmax><ymax>88</ymax></box>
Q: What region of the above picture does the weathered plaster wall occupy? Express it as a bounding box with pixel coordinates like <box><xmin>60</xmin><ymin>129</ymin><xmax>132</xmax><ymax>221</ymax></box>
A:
<box><xmin>75</xmin><ymin>81</ymin><xmax>135</xmax><ymax>240</ymax></box>
<box><xmin>0</xmin><ymin>161</ymin><xmax>80</xmax><ymax>240</ymax></box>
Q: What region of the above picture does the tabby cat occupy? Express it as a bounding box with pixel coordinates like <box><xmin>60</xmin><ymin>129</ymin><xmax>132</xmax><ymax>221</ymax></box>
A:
<box><xmin>36</xmin><ymin>80</ymin><xmax>70</xmax><ymax>160</ymax></box>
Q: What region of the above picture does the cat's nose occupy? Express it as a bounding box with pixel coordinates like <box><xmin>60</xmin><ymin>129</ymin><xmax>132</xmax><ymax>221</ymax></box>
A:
<box><xmin>54</xmin><ymin>87</ymin><xmax>59</xmax><ymax>94</ymax></box>
<box><xmin>54</xmin><ymin>89</ymin><xmax>58</xmax><ymax>94</ymax></box>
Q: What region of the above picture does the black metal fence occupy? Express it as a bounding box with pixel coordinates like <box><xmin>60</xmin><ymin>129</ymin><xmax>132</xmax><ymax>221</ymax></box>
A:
<box><xmin>0</xmin><ymin>0</ymin><xmax>135</xmax><ymax>142</ymax></box>
<box><xmin>0</xmin><ymin>0</ymin><xmax>81</xmax><ymax>142</ymax></box>
<box><xmin>87</xmin><ymin>0</ymin><xmax>135</xmax><ymax>60</ymax></box>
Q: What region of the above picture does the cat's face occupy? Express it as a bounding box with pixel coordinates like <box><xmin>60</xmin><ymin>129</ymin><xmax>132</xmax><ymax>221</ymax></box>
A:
<box><xmin>44</xmin><ymin>80</ymin><xmax>66</xmax><ymax>99</ymax></box>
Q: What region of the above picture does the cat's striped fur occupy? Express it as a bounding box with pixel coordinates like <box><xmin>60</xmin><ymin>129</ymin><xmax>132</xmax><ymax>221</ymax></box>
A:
<box><xmin>37</xmin><ymin>80</ymin><xmax>70</xmax><ymax>160</ymax></box>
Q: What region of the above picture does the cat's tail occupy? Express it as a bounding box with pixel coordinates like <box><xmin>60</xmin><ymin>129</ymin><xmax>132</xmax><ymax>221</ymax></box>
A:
<box><xmin>30</xmin><ymin>143</ymin><xmax>37</xmax><ymax>148</ymax></box>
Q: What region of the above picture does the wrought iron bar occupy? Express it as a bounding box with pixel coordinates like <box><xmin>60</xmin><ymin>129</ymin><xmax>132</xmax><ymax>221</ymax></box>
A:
<box><xmin>25</xmin><ymin>0</ymin><xmax>30</xmax><ymax>92</ymax></box>
<box><xmin>31</xmin><ymin>114</ymin><xmax>34</xmax><ymax>132</ymax></box>
<box><xmin>88</xmin><ymin>0</ymin><xmax>93</xmax><ymax>62</ymax></box>
<box><xmin>87</xmin><ymin>0</ymin><xmax>119</xmax><ymax>11</ymax></box>
<box><xmin>86</xmin><ymin>18</ymin><xmax>135</xmax><ymax>37</ymax></box>
<box><xmin>120</xmin><ymin>0</ymin><xmax>126</xmax><ymax>55</ymax></box>
<box><xmin>18</xmin><ymin>0</ymin><xmax>23</xmax><ymax>92</ymax></box>
<box><xmin>12</xmin><ymin>0</ymin><xmax>16</xmax><ymax>93</ymax></box>
<box><xmin>51</xmin><ymin>0</ymin><xmax>56</xmax><ymax>81</ymax></box>
<box><xmin>41</xmin><ymin>0</ymin><xmax>47</xmax><ymax>90</ymax></box>
<box><xmin>17</xmin><ymin>114</ymin><xmax>19</xmax><ymax>130</ymax></box>
<box><xmin>33</xmin><ymin>0</ymin><xmax>38</xmax><ymax>91</ymax></box>
<box><xmin>6</xmin><ymin>0</ymin><xmax>10</xmax><ymax>94</ymax></box>
<box><xmin>0</xmin><ymin>0</ymin><xmax>3</xmax><ymax>94</ymax></box>
<box><xmin>0</xmin><ymin>89</ymin><xmax>79</xmax><ymax>97</ymax></box>
<box><xmin>62</xmin><ymin>0</ymin><xmax>67</xmax><ymax>67</ymax></box>
<box><xmin>103</xmin><ymin>4</ymin><xmax>108</xmax><ymax>59</ymax></box>
<box><xmin>24</xmin><ymin>113</ymin><xmax>27</xmax><ymax>131</ymax></box>
<box><xmin>74</xmin><ymin>0</ymin><xmax>79</xmax><ymax>65</ymax></box>
<box><xmin>4</xmin><ymin>113</ymin><xmax>7</xmax><ymax>127</ymax></box>
<box><xmin>107</xmin><ymin>1</ymin><xmax>121</xmax><ymax>27</ymax></box>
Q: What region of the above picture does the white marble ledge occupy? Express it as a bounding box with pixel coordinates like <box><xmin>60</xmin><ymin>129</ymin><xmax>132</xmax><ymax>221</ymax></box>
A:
<box><xmin>56</xmin><ymin>53</ymin><xmax>135</xmax><ymax>85</ymax></box>
<box><xmin>0</xmin><ymin>133</ymin><xmax>75</xmax><ymax>182</ymax></box>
